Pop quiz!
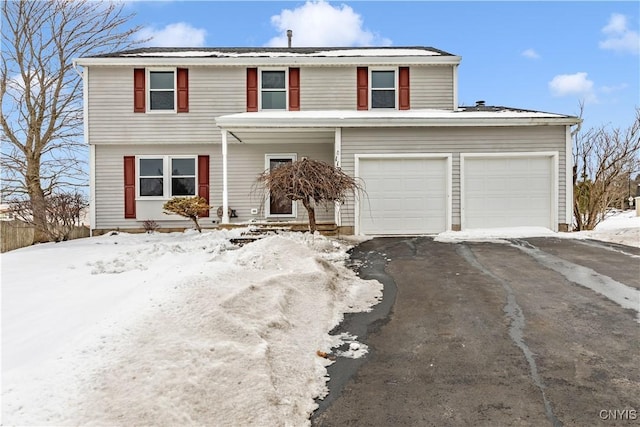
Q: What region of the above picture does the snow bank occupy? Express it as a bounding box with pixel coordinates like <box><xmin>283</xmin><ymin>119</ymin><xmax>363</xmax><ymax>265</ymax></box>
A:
<box><xmin>436</xmin><ymin>226</ymin><xmax>556</xmax><ymax>243</ymax></box>
<box><xmin>567</xmin><ymin>210</ymin><xmax>640</xmax><ymax>247</ymax></box>
<box><xmin>1</xmin><ymin>230</ymin><xmax>382</xmax><ymax>426</ymax></box>
<box><xmin>435</xmin><ymin>210</ymin><xmax>639</xmax><ymax>248</ymax></box>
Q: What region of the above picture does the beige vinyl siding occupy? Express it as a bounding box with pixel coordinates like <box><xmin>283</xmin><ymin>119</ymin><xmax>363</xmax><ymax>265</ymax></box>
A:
<box><xmin>340</xmin><ymin>126</ymin><xmax>567</xmax><ymax>228</ymax></box>
<box><xmin>94</xmin><ymin>144</ymin><xmax>215</xmax><ymax>230</ymax></box>
<box><xmin>298</xmin><ymin>65</ymin><xmax>455</xmax><ymax>111</ymax></box>
<box><xmin>88</xmin><ymin>66</ymin><xmax>245</xmax><ymax>145</ymax></box>
<box><xmin>222</xmin><ymin>143</ymin><xmax>334</xmax><ymax>224</ymax></box>
<box><xmin>299</xmin><ymin>67</ymin><xmax>356</xmax><ymax>110</ymax></box>
<box><xmin>94</xmin><ymin>143</ymin><xmax>333</xmax><ymax>230</ymax></box>
<box><xmin>410</xmin><ymin>66</ymin><xmax>454</xmax><ymax>109</ymax></box>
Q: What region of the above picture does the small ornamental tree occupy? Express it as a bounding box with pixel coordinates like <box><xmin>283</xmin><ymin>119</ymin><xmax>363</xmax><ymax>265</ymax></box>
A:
<box><xmin>257</xmin><ymin>158</ymin><xmax>361</xmax><ymax>233</ymax></box>
<box><xmin>163</xmin><ymin>196</ymin><xmax>210</xmax><ymax>233</ymax></box>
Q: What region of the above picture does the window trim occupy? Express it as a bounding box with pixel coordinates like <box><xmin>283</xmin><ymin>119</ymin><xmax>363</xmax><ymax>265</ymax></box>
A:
<box><xmin>146</xmin><ymin>68</ymin><xmax>177</xmax><ymax>113</ymax></box>
<box><xmin>265</xmin><ymin>153</ymin><xmax>297</xmax><ymax>218</ymax></box>
<box><xmin>259</xmin><ymin>68</ymin><xmax>288</xmax><ymax>111</ymax></box>
<box><xmin>136</xmin><ymin>155</ymin><xmax>198</xmax><ymax>199</ymax></box>
<box><xmin>369</xmin><ymin>67</ymin><xmax>398</xmax><ymax>110</ymax></box>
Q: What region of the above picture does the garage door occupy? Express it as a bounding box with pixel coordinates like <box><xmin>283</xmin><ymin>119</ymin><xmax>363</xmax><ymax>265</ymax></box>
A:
<box><xmin>462</xmin><ymin>155</ymin><xmax>554</xmax><ymax>229</ymax></box>
<box><xmin>358</xmin><ymin>157</ymin><xmax>448</xmax><ymax>235</ymax></box>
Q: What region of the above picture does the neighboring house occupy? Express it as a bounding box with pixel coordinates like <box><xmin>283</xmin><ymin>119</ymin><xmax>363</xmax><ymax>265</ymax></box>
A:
<box><xmin>0</xmin><ymin>204</ymin><xmax>15</xmax><ymax>221</ymax></box>
<box><xmin>74</xmin><ymin>46</ymin><xmax>580</xmax><ymax>236</ymax></box>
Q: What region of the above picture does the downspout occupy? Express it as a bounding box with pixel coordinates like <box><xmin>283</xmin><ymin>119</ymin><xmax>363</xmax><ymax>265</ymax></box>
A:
<box><xmin>452</xmin><ymin>64</ymin><xmax>459</xmax><ymax>111</ymax></box>
<box><xmin>334</xmin><ymin>127</ymin><xmax>342</xmax><ymax>229</ymax></box>
<box><xmin>73</xmin><ymin>61</ymin><xmax>94</xmax><ymax>237</ymax></box>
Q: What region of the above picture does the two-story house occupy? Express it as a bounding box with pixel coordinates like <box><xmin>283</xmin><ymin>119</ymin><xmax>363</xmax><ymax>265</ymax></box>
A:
<box><xmin>74</xmin><ymin>47</ymin><xmax>580</xmax><ymax>235</ymax></box>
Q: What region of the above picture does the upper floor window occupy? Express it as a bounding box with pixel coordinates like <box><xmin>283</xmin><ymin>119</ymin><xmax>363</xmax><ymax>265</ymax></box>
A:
<box><xmin>371</xmin><ymin>70</ymin><xmax>396</xmax><ymax>109</ymax></box>
<box><xmin>149</xmin><ymin>70</ymin><xmax>175</xmax><ymax>111</ymax></box>
<box><xmin>261</xmin><ymin>70</ymin><xmax>286</xmax><ymax>110</ymax></box>
<box><xmin>138</xmin><ymin>156</ymin><xmax>196</xmax><ymax>198</ymax></box>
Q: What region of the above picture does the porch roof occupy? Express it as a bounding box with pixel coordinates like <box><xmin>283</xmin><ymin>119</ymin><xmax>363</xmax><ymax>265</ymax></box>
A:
<box><xmin>215</xmin><ymin>108</ymin><xmax>581</xmax><ymax>131</ymax></box>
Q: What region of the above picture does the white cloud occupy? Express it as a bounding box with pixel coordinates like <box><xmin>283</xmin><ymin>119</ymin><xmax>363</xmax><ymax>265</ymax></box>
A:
<box><xmin>521</xmin><ymin>48</ymin><xmax>540</xmax><ymax>59</ymax></box>
<box><xmin>599</xmin><ymin>13</ymin><xmax>640</xmax><ymax>55</ymax></box>
<box><xmin>600</xmin><ymin>83</ymin><xmax>628</xmax><ymax>94</ymax></box>
<box><xmin>548</xmin><ymin>72</ymin><xmax>597</xmax><ymax>103</ymax></box>
<box><xmin>137</xmin><ymin>22</ymin><xmax>207</xmax><ymax>47</ymax></box>
<box><xmin>266</xmin><ymin>0</ymin><xmax>391</xmax><ymax>47</ymax></box>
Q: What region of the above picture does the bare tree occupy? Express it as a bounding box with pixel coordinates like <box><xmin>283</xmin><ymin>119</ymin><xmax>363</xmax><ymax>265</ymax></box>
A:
<box><xmin>257</xmin><ymin>158</ymin><xmax>362</xmax><ymax>233</ymax></box>
<box><xmin>10</xmin><ymin>191</ymin><xmax>88</xmax><ymax>242</ymax></box>
<box><xmin>573</xmin><ymin>108</ymin><xmax>640</xmax><ymax>230</ymax></box>
<box><xmin>1</xmin><ymin>0</ymin><xmax>141</xmax><ymax>241</ymax></box>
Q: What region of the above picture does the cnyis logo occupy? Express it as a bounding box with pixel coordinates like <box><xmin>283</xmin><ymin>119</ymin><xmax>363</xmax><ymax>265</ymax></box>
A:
<box><xmin>598</xmin><ymin>409</ymin><xmax>638</xmax><ymax>421</ymax></box>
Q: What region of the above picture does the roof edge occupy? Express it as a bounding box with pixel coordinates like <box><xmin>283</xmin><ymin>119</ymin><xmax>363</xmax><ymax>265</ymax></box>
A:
<box><xmin>215</xmin><ymin>111</ymin><xmax>581</xmax><ymax>129</ymax></box>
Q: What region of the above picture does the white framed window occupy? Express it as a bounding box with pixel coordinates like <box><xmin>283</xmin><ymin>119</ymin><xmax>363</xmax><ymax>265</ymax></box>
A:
<box><xmin>370</xmin><ymin>69</ymin><xmax>397</xmax><ymax>109</ymax></box>
<box><xmin>260</xmin><ymin>69</ymin><xmax>287</xmax><ymax>110</ymax></box>
<box><xmin>265</xmin><ymin>153</ymin><xmax>297</xmax><ymax>217</ymax></box>
<box><xmin>137</xmin><ymin>155</ymin><xmax>197</xmax><ymax>198</ymax></box>
<box><xmin>147</xmin><ymin>68</ymin><xmax>176</xmax><ymax>112</ymax></box>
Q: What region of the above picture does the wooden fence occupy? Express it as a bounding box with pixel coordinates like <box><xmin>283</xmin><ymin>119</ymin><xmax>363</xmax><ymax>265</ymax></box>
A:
<box><xmin>0</xmin><ymin>221</ymin><xmax>90</xmax><ymax>253</ymax></box>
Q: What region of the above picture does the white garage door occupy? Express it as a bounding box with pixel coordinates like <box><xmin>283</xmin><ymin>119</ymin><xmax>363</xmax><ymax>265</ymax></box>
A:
<box><xmin>358</xmin><ymin>157</ymin><xmax>448</xmax><ymax>235</ymax></box>
<box><xmin>462</xmin><ymin>155</ymin><xmax>554</xmax><ymax>229</ymax></box>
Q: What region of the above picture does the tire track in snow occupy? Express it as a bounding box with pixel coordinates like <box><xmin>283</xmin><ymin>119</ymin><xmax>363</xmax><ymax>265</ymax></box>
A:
<box><xmin>457</xmin><ymin>244</ymin><xmax>562</xmax><ymax>427</ymax></box>
<box><xmin>578</xmin><ymin>238</ymin><xmax>640</xmax><ymax>259</ymax></box>
<box><xmin>510</xmin><ymin>239</ymin><xmax>640</xmax><ymax>323</ymax></box>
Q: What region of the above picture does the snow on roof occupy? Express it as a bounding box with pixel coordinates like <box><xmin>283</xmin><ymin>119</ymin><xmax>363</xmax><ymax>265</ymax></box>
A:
<box><xmin>122</xmin><ymin>49</ymin><xmax>442</xmax><ymax>58</ymax></box>
<box><xmin>221</xmin><ymin>108</ymin><xmax>570</xmax><ymax>120</ymax></box>
<box><xmin>215</xmin><ymin>107</ymin><xmax>580</xmax><ymax>129</ymax></box>
<box><xmin>94</xmin><ymin>46</ymin><xmax>452</xmax><ymax>59</ymax></box>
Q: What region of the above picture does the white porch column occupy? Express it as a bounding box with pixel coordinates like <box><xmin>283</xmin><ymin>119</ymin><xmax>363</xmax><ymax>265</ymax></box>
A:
<box><xmin>334</xmin><ymin>127</ymin><xmax>342</xmax><ymax>227</ymax></box>
<box><xmin>221</xmin><ymin>129</ymin><xmax>230</xmax><ymax>224</ymax></box>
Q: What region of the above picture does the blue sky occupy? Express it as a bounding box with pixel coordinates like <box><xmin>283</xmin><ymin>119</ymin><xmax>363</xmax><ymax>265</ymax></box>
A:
<box><xmin>123</xmin><ymin>1</ymin><xmax>639</xmax><ymax>130</ymax></box>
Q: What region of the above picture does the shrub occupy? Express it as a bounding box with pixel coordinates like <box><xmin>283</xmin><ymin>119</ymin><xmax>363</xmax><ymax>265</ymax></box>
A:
<box><xmin>163</xmin><ymin>196</ymin><xmax>210</xmax><ymax>233</ymax></box>
<box><xmin>142</xmin><ymin>219</ymin><xmax>160</xmax><ymax>233</ymax></box>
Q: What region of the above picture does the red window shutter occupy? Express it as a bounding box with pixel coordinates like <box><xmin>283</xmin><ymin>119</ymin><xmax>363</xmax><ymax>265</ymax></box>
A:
<box><xmin>356</xmin><ymin>67</ymin><xmax>368</xmax><ymax>110</ymax></box>
<box><xmin>399</xmin><ymin>67</ymin><xmax>410</xmax><ymax>110</ymax></box>
<box><xmin>133</xmin><ymin>69</ymin><xmax>145</xmax><ymax>113</ymax></box>
<box><xmin>288</xmin><ymin>67</ymin><xmax>300</xmax><ymax>111</ymax></box>
<box><xmin>246</xmin><ymin>68</ymin><xmax>258</xmax><ymax>112</ymax></box>
<box><xmin>177</xmin><ymin>68</ymin><xmax>189</xmax><ymax>113</ymax></box>
<box><xmin>198</xmin><ymin>155</ymin><xmax>210</xmax><ymax>217</ymax></box>
<box><xmin>124</xmin><ymin>156</ymin><xmax>136</xmax><ymax>219</ymax></box>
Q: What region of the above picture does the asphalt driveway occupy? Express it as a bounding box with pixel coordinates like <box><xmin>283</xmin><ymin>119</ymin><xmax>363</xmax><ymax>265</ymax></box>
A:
<box><xmin>312</xmin><ymin>237</ymin><xmax>640</xmax><ymax>426</ymax></box>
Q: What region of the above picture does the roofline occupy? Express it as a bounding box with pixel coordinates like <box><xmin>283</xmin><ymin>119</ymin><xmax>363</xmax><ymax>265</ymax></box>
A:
<box><xmin>74</xmin><ymin>55</ymin><xmax>462</xmax><ymax>67</ymax></box>
<box><xmin>81</xmin><ymin>45</ymin><xmax>456</xmax><ymax>56</ymax></box>
<box><xmin>215</xmin><ymin>114</ymin><xmax>581</xmax><ymax>130</ymax></box>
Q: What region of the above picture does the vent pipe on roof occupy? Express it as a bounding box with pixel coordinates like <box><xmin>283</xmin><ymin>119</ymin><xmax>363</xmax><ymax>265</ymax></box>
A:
<box><xmin>287</xmin><ymin>29</ymin><xmax>292</xmax><ymax>48</ymax></box>
<box><xmin>475</xmin><ymin>100</ymin><xmax>486</xmax><ymax>107</ymax></box>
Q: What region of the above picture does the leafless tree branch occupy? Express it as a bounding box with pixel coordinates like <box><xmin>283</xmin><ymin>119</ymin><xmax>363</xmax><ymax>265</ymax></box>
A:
<box><xmin>573</xmin><ymin>108</ymin><xmax>640</xmax><ymax>230</ymax></box>
<box><xmin>1</xmin><ymin>0</ymin><xmax>141</xmax><ymax>241</ymax></box>
<box><xmin>256</xmin><ymin>158</ymin><xmax>363</xmax><ymax>233</ymax></box>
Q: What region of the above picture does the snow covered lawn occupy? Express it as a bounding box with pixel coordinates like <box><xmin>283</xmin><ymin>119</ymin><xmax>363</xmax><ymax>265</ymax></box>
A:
<box><xmin>1</xmin><ymin>210</ymin><xmax>637</xmax><ymax>425</ymax></box>
<box><xmin>1</xmin><ymin>229</ymin><xmax>382</xmax><ymax>426</ymax></box>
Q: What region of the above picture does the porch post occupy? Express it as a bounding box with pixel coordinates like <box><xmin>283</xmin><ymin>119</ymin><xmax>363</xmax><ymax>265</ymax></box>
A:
<box><xmin>334</xmin><ymin>127</ymin><xmax>342</xmax><ymax>227</ymax></box>
<box><xmin>221</xmin><ymin>129</ymin><xmax>230</xmax><ymax>224</ymax></box>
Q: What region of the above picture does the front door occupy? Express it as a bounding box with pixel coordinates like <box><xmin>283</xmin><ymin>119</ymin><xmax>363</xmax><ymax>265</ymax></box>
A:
<box><xmin>266</xmin><ymin>154</ymin><xmax>296</xmax><ymax>217</ymax></box>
